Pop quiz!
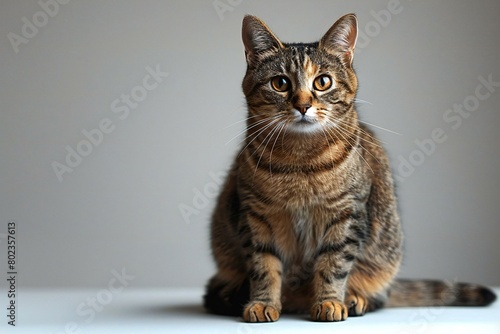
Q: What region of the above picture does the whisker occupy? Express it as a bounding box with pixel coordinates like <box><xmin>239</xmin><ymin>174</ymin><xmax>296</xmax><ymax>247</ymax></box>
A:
<box><xmin>320</xmin><ymin>124</ymin><xmax>335</xmax><ymax>166</ymax></box>
<box><xmin>237</xmin><ymin>122</ymin><xmax>274</xmax><ymax>158</ymax></box>
<box><xmin>335</xmin><ymin>122</ymin><xmax>384</xmax><ymax>173</ymax></box>
<box><xmin>269</xmin><ymin>121</ymin><xmax>288</xmax><ymax>176</ymax></box>
<box><xmin>223</xmin><ymin>114</ymin><xmax>263</xmax><ymax>129</ymax></box>
<box><xmin>253</xmin><ymin>120</ymin><xmax>283</xmax><ymax>179</ymax></box>
<box><xmin>281</xmin><ymin>120</ymin><xmax>290</xmax><ymax>149</ymax></box>
<box><xmin>329</xmin><ymin>116</ymin><xmax>386</xmax><ymax>148</ymax></box>
<box><xmin>240</xmin><ymin>117</ymin><xmax>281</xmax><ymax>159</ymax></box>
<box><xmin>241</xmin><ymin>116</ymin><xmax>282</xmax><ymax>146</ymax></box>
<box><xmin>325</xmin><ymin>119</ymin><xmax>375</xmax><ymax>174</ymax></box>
<box><xmin>227</xmin><ymin>115</ymin><xmax>280</xmax><ymax>146</ymax></box>
<box><xmin>322</xmin><ymin>123</ymin><xmax>348</xmax><ymax>169</ymax></box>
<box><xmin>358</xmin><ymin>119</ymin><xmax>402</xmax><ymax>136</ymax></box>
<box><xmin>353</xmin><ymin>98</ymin><xmax>373</xmax><ymax>105</ymax></box>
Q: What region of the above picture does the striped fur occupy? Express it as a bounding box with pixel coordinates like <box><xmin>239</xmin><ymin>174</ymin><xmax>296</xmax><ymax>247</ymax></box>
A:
<box><xmin>203</xmin><ymin>14</ymin><xmax>496</xmax><ymax>322</ymax></box>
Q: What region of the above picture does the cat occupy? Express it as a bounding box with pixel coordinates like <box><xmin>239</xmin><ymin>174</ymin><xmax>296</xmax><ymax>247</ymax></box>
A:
<box><xmin>203</xmin><ymin>13</ymin><xmax>496</xmax><ymax>322</ymax></box>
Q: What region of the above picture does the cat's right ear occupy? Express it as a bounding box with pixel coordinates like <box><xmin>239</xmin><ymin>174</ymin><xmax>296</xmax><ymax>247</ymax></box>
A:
<box><xmin>242</xmin><ymin>15</ymin><xmax>283</xmax><ymax>67</ymax></box>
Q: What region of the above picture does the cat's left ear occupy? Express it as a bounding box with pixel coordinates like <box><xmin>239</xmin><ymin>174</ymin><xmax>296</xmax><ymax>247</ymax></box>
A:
<box><xmin>319</xmin><ymin>13</ymin><xmax>358</xmax><ymax>67</ymax></box>
<box><xmin>242</xmin><ymin>15</ymin><xmax>284</xmax><ymax>66</ymax></box>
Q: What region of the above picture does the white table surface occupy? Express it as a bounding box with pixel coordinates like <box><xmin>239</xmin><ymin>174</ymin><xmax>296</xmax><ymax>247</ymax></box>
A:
<box><xmin>1</xmin><ymin>288</ymin><xmax>499</xmax><ymax>334</ymax></box>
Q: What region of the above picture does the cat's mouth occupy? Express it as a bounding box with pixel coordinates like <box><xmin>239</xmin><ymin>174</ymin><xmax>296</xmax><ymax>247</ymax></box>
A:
<box><xmin>297</xmin><ymin>115</ymin><xmax>316</xmax><ymax>124</ymax></box>
<box><xmin>288</xmin><ymin>112</ymin><xmax>324</xmax><ymax>133</ymax></box>
<box><xmin>290</xmin><ymin>108</ymin><xmax>318</xmax><ymax>123</ymax></box>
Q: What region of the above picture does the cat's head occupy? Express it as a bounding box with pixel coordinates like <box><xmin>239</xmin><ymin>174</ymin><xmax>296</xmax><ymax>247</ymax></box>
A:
<box><xmin>242</xmin><ymin>14</ymin><xmax>358</xmax><ymax>135</ymax></box>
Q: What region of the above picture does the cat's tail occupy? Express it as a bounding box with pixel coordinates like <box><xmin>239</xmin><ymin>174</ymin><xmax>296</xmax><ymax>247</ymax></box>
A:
<box><xmin>203</xmin><ymin>276</ymin><xmax>250</xmax><ymax>316</ymax></box>
<box><xmin>386</xmin><ymin>279</ymin><xmax>497</xmax><ymax>307</ymax></box>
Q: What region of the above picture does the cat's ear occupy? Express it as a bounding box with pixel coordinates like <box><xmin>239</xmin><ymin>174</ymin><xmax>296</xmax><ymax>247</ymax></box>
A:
<box><xmin>319</xmin><ymin>13</ymin><xmax>358</xmax><ymax>67</ymax></box>
<box><xmin>242</xmin><ymin>15</ymin><xmax>284</xmax><ymax>66</ymax></box>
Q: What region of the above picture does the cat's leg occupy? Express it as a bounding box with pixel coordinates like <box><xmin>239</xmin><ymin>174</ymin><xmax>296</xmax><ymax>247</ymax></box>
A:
<box><xmin>243</xmin><ymin>253</ymin><xmax>282</xmax><ymax>322</ymax></box>
<box><xmin>310</xmin><ymin>214</ymin><xmax>364</xmax><ymax>322</ymax></box>
<box><xmin>241</xmin><ymin>215</ymin><xmax>283</xmax><ymax>322</ymax></box>
<box><xmin>309</xmin><ymin>254</ymin><xmax>351</xmax><ymax>321</ymax></box>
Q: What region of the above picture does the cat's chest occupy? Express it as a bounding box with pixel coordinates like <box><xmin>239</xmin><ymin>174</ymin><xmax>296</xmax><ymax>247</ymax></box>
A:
<box><xmin>278</xmin><ymin>208</ymin><xmax>336</xmax><ymax>282</ymax></box>
<box><xmin>291</xmin><ymin>210</ymin><xmax>318</xmax><ymax>257</ymax></box>
<box><xmin>258</xmin><ymin>171</ymin><xmax>365</xmax><ymax>260</ymax></box>
<box><xmin>259</xmin><ymin>170</ymin><xmax>349</xmax><ymax>208</ymax></box>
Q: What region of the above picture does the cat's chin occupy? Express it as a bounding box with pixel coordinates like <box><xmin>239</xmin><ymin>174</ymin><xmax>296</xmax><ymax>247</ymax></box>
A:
<box><xmin>285</xmin><ymin>110</ymin><xmax>325</xmax><ymax>134</ymax></box>
<box><xmin>287</xmin><ymin>120</ymin><xmax>325</xmax><ymax>134</ymax></box>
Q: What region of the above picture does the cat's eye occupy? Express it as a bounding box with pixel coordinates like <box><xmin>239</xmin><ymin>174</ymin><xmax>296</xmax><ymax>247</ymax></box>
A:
<box><xmin>313</xmin><ymin>75</ymin><xmax>333</xmax><ymax>91</ymax></box>
<box><xmin>271</xmin><ymin>76</ymin><xmax>291</xmax><ymax>92</ymax></box>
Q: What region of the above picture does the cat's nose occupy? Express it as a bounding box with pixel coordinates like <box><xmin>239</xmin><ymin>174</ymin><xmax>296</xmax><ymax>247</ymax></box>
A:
<box><xmin>294</xmin><ymin>104</ymin><xmax>311</xmax><ymax>115</ymax></box>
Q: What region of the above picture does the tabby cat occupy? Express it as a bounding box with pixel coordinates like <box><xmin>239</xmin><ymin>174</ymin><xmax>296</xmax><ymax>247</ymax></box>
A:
<box><xmin>203</xmin><ymin>13</ymin><xmax>496</xmax><ymax>322</ymax></box>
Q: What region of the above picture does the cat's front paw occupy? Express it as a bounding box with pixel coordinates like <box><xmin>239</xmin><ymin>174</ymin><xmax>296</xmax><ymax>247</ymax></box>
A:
<box><xmin>311</xmin><ymin>300</ymin><xmax>348</xmax><ymax>322</ymax></box>
<box><xmin>345</xmin><ymin>292</ymin><xmax>369</xmax><ymax>316</ymax></box>
<box><xmin>243</xmin><ymin>302</ymin><xmax>280</xmax><ymax>322</ymax></box>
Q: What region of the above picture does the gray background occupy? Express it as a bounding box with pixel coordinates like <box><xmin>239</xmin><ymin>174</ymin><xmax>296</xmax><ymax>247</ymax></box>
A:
<box><xmin>0</xmin><ymin>0</ymin><xmax>499</xmax><ymax>289</ymax></box>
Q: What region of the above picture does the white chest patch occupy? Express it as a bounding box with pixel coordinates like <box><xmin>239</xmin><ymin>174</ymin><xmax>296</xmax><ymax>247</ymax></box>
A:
<box><xmin>292</xmin><ymin>212</ymin><xmax>317</xmax><ymax>262</ymax></box>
